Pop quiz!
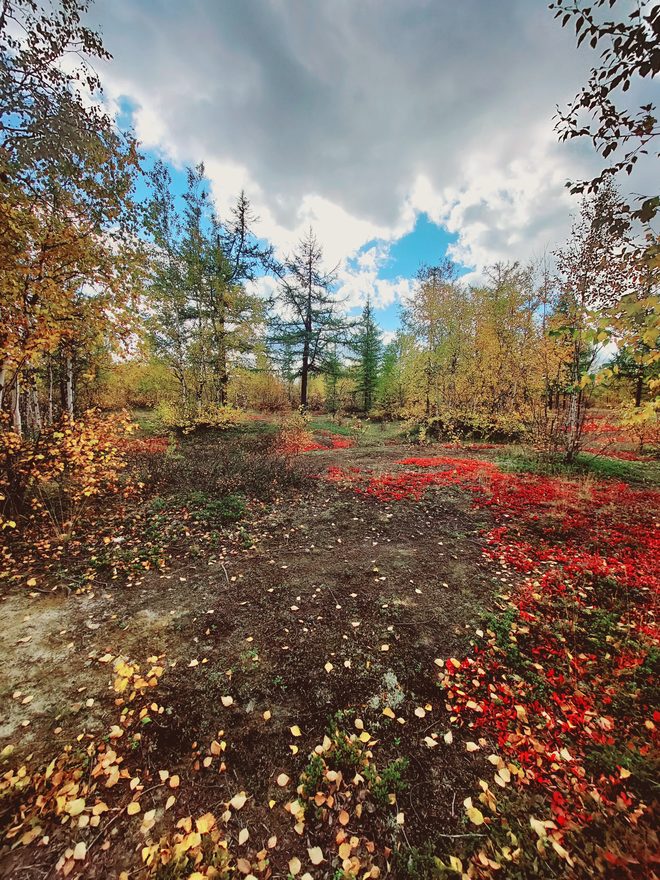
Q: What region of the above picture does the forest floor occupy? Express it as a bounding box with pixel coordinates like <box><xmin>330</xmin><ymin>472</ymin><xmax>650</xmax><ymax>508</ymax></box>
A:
<box><xmin>0</xmin><ymin>423</ymin><xmax>658</xmax><ymax>880</ymax></box>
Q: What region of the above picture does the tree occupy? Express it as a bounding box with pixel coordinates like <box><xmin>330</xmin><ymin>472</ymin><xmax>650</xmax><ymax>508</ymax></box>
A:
<box><xmin>607</xmin><ymin>236</ymin><xmax>660</xmax><ymax>405</ymax></box>
<box><xmin>401</xmin><ymin>259</ymin><xmax>465</xmax><ymax>416</ymax></box>
<box><xmin>552</xmin><ymin>183</ymin><xmax>632</xmax><ymax>459</ymax></box>
<box><xmin>270</xmin><ymin>228</ymin><xmax>348</xmax><ymax>407</ymax></box>
<box><xmin>351</xmin><ymin>296</ymin><xmax>382</xmax><ymax>412</ymax></box>
<box><xmin>467</xmin><ymin>263</ymin><xmax>543</xmax><ymax>426</ymax></box>
<box><xmin>0</xmin><ymin>0</ymin><xmax>142</xmax><ymax>434</ymax></box>
<box><xmin>143</xmin><ymin>161</ymin><xmax>265</xmax><ymax>414</ymax></box>
<box><xmin>378</xmin><ymin>335</ymin><xmax>407</xmax><ymax>414</ymax></box>
<box><xmin>323</xmin><ymin>346</ymin><xmax>345</xmax><ymax>415</ymax></box>
<box><xmin>551</xmin><ymin>0</ymin><xmax>660</xmax><ymax>223</ymax></box>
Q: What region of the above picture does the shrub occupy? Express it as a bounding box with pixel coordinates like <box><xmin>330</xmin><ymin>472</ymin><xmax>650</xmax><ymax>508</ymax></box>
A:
<box><xmin>156</xmin><ymin>402</ymin><xmax>247</xmax><ymax>434</ymax></box>
<box><xmin>405</xmin><ymin>409</ymin><xmax>525</xmax><ymax>443</ymax></box>
<box><xmin>273</xmin><ymin>411</ymin><xmax>318</xmax><ymax>454</ymax></box>
<box><xmin>0</xmin><ymin>410</ymin><xmax>135</xmax><ymax>538</ymax></box>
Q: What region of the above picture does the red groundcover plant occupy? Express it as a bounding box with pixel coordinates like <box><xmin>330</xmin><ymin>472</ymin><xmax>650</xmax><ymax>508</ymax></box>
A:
<box><xmin>277</xmin><ymin>428</ymin><xmax>354</xmax><ymax>455</ymax></box>
<box><xmin>325</xmin><ymin>457</ymin><xmax>659</xmax><ymax>878</ymax></box>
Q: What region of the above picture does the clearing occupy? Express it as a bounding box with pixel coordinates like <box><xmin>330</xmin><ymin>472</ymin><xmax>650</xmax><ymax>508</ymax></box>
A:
<box><xmin>1</xmin><ymin>425</ymin><xmax>657</xmax><ymax>879</ymax></box>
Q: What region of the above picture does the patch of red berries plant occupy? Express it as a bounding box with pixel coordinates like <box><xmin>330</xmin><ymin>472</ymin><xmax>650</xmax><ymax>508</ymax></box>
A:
<box><xmin>324</xmin><ymin>455</ymin><xmax>659</xmax><ymax>877</ymax></box>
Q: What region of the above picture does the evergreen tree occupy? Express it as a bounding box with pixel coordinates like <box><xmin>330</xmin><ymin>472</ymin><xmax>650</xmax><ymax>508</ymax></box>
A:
<box><xmin>352</xmin><ymin>296</ymin><xmax>382</xmax><ymax>412</ymax></box>
<box><xmin>323</xmin><ymin>346</ymin><xmax>344</xmax><ymax>415</ymax></box>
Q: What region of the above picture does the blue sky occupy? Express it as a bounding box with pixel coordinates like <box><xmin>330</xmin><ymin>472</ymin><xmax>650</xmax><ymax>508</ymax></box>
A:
<box><xmin>131</xmin><ymin>130</ymin><xmax>463</xmax><ymax>337</ymax></box>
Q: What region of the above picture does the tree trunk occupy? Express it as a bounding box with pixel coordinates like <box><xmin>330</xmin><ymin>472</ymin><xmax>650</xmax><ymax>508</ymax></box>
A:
<box><xmin>64</xmin><ymin>354</ymin><xmax>74</xmax><ymax>418</ymax></box>
<box><xmin>12</xmin><ymin>375</ymin><xmax>22</xmax><ymax>436</ymax></box>
<box><xmin>634</xmin><ymin>372</ymin><xmax>643</xmax><ymax>407</ymax></box>
<box><xmin>565</xmin><ymin>389</ymin><xmax>582</xmax><ymax>462</ymax></box>
<box><xmin>300</xmin><ymin>350</ymin><xmax>309</xmax><ymax>407</ymax></box>
<box><xmin>48</xmin><ymin>360</ymin><xmax>54</xmax><ymax>425</ymax></box>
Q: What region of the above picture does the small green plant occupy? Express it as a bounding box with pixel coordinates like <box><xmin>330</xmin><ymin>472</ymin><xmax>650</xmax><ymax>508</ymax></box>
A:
<box><xmin>364</xmin><ymin>757</ymin><xmax>409</xmax><ymax>806</ymax></box>
<box><xmin>185</xmin><ymin>491</ymin><xmax>245</xmax><ymax>524</ymax></box>
<box><xmin>392</xmin><ymin>844</ymin><xmax>446</xmax><ymax>879</ymax></box>
<box><xmin>301</xmin><ymin>754</ymin><xmax>325</xmax><ymax>797</ymax></box>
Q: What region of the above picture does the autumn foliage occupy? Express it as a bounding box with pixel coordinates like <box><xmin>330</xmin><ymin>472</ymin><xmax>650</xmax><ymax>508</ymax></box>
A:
<box><xmin>0</xmin><ymin>411</ymin><xmax>135</xmax><ymax>537</ymax></box>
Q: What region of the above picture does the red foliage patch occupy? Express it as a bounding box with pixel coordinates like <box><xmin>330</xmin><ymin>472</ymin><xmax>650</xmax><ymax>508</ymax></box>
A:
<box><xmin>124</xmin><ymin>436</ymin><xmax>169</xmax><ymax>455</ymax></box>
<box><xmin>324</xmin><ymin>455</ymin><xmax>660</xmax><ymax>874</ymax></box>
<box><xmin>278</xmin><ymin>430</ymin><xmax>353</xmax><ymax>455</ymax></box>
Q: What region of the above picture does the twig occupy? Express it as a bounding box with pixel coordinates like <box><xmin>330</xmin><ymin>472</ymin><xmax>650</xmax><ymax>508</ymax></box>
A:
<box><xmin>437</xmin><ymin>831</ymin><xmax>486</xmax><ymax>838</ymax></box>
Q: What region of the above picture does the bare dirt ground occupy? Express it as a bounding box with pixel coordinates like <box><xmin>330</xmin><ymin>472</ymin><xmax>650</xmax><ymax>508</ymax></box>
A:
<box><xmin>0</xmin><ymin>440</ymin><xmax>520</xmax><ymax>878</ymax></box>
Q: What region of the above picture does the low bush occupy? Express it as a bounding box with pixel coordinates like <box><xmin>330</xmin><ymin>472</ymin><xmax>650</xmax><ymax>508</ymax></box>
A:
<box><xmin>0</xmin><ymin>410</ymin><xmax>134</xmax><ymax>538</ymax></box>
<box><xmin>155</xmin><ymin>402</ymin><xmax>248</xmax><ymax>434</ymax></box>
<box><xmin>405</xmin><ymin>409</ymin><xmax>526</xmax><ymax>444</ymax></box>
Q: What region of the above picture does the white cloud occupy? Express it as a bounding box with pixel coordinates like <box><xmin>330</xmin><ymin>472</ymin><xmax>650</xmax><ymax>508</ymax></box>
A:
<box><xmin>92</xmin><ymin>0</ymin><xmax>656</xmax><ymax>299</ymax></box>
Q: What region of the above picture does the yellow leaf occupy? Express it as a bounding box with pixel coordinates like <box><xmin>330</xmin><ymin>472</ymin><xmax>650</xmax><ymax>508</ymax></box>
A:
<box><xmin>466</xmin><ymin>806</ymin><xmax>484</xmax><ymax>826</ymax></box>
<box><xmin>382</xmin><ymin>707</ymin><xmax>395</xmax><ymax>719</ymax></box>
<box><xmin>308</xmin><ymin>846</ymin><xmax>324</xmax><ymax>865</ymax></box>
<box><xmin>195</xmin><ymin>813</ymin><xmax>215</xmax><ymax>833</ymax></box>
<box><xmin>230</xmin><ymin>792</ymin><xmax>247</xmax><ymax>811</ymax></box>
<box><xmin>127</xmin><ymin>802</ymin><xmax>141</xmax><ymax>816</ymax></box>
<box><xmin>66</xmin><ymin>798</ymin><xmax>86</xmax><ymax>816</ymax></box>
<box><xmin>290</xmin><ymin>725</ymin><xmax>302</xmax><ymax>737</ymax></box>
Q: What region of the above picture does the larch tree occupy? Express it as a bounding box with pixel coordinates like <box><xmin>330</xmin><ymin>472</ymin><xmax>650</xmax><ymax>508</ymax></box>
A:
<box><xmin>270</xmin><ymin>228</ymin><xmax>348</xmax><ymax>407</ymax></box>
<box><xmin>378</xmin><ymin>334</ymin><xmax>407</xmax><ymax>413</ymax></box>
<box><xmin>143</xmin><ymin>161</ymin><xmax>265</xmax><ymax>415</ymax></box>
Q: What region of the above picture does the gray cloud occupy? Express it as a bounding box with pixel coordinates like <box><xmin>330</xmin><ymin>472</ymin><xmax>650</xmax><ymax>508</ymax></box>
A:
<box><xmin>91</xmin><ymin>0</ymin><xmax>655</xmax><ymax>273</ymax></box>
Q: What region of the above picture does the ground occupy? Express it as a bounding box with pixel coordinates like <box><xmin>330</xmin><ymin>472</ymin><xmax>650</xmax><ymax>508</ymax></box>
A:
<box><xmin>0</xmin><ymin>422</ymin><xmax>658</xmax><ymax>879</ymax></box>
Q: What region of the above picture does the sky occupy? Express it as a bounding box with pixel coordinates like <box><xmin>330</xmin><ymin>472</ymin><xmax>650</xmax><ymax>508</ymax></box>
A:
<box><xmin>90</xmin><ymin>0</ymin><xmax>656</xmax><ymax>336</ymax></box>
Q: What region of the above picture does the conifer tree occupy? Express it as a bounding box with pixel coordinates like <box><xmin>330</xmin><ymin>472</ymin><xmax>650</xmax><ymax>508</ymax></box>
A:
<box><xmin>270</xmin><ymin>228</ymin><xmax>348</xmax><ymax>407</ymax></box>
<box><xmin>352</xmin><ymin>296</ymin><xmax>382</xmax><ymax>412</ymax></box>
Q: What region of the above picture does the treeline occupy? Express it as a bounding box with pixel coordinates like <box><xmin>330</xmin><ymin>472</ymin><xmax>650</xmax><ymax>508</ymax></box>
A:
<box><xmin>1</xmin><ymin>0</ymin><xmax>658</xmax><ymax>461</ymax></box>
